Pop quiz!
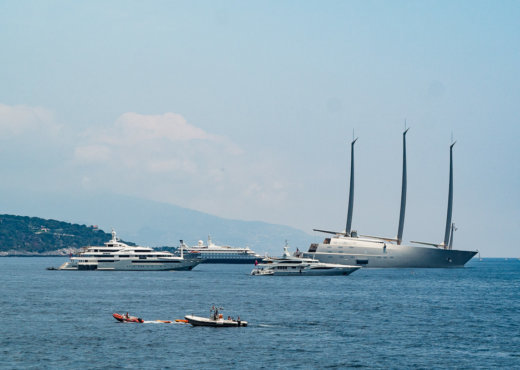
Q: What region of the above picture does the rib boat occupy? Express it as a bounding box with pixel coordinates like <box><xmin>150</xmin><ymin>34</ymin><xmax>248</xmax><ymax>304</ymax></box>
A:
<box><xmin>303</xmin><ymin>131</ymin><xmax>477</xmax><ymax>268</ymax></box>
<box><xmin>185</xmin><ymin>307</ymin><xmax>247</xmax><ymax>327</ymax></box>
<box><xmin>113</xmin><ymin>313</ymin><xmax>143</xmax><ymax>323</ymax></box>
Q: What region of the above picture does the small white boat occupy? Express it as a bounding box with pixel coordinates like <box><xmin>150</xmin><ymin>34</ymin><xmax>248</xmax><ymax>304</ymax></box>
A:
<box><xmin>185</xmin><ymin>307</ymin><xmax>247</xmax><ymax>327</ymax></box>
<box><xmin>250</xmin><ymin>268</ymin><xmax>274</xmax><ymax>276</ymax></box>
<box><xmin>251</xmin><ymin>243</ymin><xmax>360</xmax><ymax>276</ymax></box>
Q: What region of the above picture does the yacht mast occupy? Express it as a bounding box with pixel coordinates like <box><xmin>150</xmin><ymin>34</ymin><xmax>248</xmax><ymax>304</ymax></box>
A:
<box><xmin>345</xmin><ymin>137</ymin><xmax>358</xmax><ymax>236</ymax></box>
<box><xmin>448</xmin><ymin>223</ymin><xmax>456</xmax><ymax>250</ymax></box>
<box><xmin>397</xmin><ymin>128</ymin><xmax>409</xmax><ymax>245</ymax></box>
<box><xmin>443</xmin><ymin>142</ymin><xmax>456</xmax><ymax>247</ymax></box>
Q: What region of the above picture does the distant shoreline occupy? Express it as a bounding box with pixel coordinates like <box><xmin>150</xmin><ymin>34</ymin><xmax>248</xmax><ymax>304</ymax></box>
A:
<box><xmin>0</xmin><ymin>254</ymin><xmax>71</xmax><ymax>257</ymax></box>
<box><xmin>1</xmin><ymin>255</ymin><xmax>518</xmax><ymax>260</ymax></box>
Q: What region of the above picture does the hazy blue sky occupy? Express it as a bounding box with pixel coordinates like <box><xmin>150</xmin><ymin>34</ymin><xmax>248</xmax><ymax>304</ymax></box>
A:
<box><xmin>0</xmin><ymin>0</ymin><xmax>518</xmax><ymax>256</ymax></box>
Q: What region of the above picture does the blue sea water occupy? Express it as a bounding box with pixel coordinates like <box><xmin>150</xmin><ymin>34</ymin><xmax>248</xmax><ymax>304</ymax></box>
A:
<box><xmin>0</xmin><ymin>258</ymin><xmax>519</xmax><ymax>369</ymax></box>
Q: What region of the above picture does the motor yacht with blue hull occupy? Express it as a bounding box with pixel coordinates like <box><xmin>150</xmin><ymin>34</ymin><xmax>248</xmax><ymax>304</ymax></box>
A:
<box><xmin>180</xmin><ymin>236</ymin><xmax>262</xmax><ymax>264</ymax></box>
<box><xmin>58</xmin><ymin>229</ymin><xmax>201</xmax><ymax>271</ymax></box>
<box><xmin>304</xmin><ymin>131</ymin><xmax>477</xmax><ymax>268</ymax></box>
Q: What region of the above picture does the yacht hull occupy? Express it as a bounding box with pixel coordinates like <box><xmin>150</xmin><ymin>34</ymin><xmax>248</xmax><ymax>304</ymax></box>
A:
<box><xmin>252</xmin><ymin>266</ymin><xmax>359</xmax><ymax>276</ymax></box>
<box><xmin>304</xmin><ymin>241</ymin><xmax>477</xmax><ymax>268</ymax></box>
<box><xmin>272</xmin><ymin>267</ymin><xmax>358</xmax><ymax>276</ymax></box>
<box><xmin>184</xmin><ymin>315</ymin><xmax>247</xmax><ymax>327</ymax></box>
<box><xmin>58</xmin><ymin>259</ymin><xmax>200</xmax><ymax>271</ymax></box>
<box><xmin>197</xmin><ymin>257</ymin><xmax>258</xmax><ymax>264</ymax></box>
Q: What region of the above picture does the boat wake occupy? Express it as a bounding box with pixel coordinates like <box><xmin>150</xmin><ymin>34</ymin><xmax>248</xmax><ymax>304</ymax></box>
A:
<box><xmin>141</xmin><ymin>320</ymin><xmax>188</xmax><ymax>324</ymax></box>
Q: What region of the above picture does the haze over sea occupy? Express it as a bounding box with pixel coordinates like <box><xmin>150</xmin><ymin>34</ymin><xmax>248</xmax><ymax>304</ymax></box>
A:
<box><xmin>1</xmin><ymin>258</ymin><xmax>519</xmax><ymax>369</ymax></box>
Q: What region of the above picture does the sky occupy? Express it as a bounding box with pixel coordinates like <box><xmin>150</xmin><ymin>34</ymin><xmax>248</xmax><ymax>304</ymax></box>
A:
<box><xmin>0</xmin><ymin>0</ymin><xmax>519</xmax><ymax>257</ymax></box>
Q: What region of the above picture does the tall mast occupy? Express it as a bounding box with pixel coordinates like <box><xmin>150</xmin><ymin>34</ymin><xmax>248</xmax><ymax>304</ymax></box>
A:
<box><xmin>448</xmin><ymin>223</ymin><xmax>456</xmax><ymax>250</ymax></box>
<box><xmin>345</xmin><ymin>137</ymin><xmax>358</xmax><ymax>236</ymax></box>
<box><xmin>397</xmin><ymin>128</ymin><xmax>409</xmax><ymax>245</ymax></box>
<box><xmin>443</xmin><ymin>142</ymin><xmax>456</xmax><ymax>247</ymax></box>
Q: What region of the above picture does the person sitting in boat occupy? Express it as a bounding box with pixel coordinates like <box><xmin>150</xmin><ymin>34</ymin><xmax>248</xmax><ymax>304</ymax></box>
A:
<box><xmin>125</xmin><ymin>312</ymin><xmax>129</xmax><ymax>319</ymax></box>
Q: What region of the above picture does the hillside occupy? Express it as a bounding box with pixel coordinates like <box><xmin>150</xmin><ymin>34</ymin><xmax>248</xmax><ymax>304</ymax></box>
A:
<box><xmin>0</xmin><ymin>214</ymin><xmax>134</xmax><ymax>255</ymax></box>
<box><xmin>0</xmin><ymin>192</ymin><xmax>317</xmax><ymax>255</ymax></box>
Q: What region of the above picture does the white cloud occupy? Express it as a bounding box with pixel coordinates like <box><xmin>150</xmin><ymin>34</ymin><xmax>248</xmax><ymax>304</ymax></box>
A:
<box><xmin>74</xmin><ymin>112</ymin><xmax>241</xmax><ymax>173</ymax></box>
<box><xmin>146</xmin><ymin>158</ymin><xmax>197</xmax><ymax>174</ymax></box>
<box><xmin>74</xmin><ymin>145</ymin><xmax>112</xmax><ymax>163</ymax></box>
<box><xmin>0</xmin><ymin>103</ymin><xmax>60</xmax><ymax>136</ymax></box>
<box><xmin>114</xmin><ymin>112</ymin><xmax>218</xmax><ymax>143</ymax></box>
<box><xmin>69</xmin><ymin>111</ymin><xmax>292</xmax><ymax>220</ymax></box>
<box><xmin>0</xmin><ymin>105</ymin><xmax>292</xmax><ymax>226</ymax></box>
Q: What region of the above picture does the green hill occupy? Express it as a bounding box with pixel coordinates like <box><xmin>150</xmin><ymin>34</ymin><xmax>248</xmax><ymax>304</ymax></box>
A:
<box><xmin>0</xmin><ymin>214</ymin><xmax>134</xmax><ymax>255</ymax></box>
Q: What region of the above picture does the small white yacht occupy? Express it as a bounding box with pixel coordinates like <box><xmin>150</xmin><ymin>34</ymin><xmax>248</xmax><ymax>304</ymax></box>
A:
<box><xmin>58</xmin><ymin>229</ymin><xmax>200</xmax><ymax>271</ymax></box>
<box><xmin>251</xmin><ymin>244</ymin><xmax>360</xmax><ymax>276</ymax></box>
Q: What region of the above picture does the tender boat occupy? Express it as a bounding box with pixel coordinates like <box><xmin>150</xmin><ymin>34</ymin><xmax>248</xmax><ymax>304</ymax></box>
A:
<box><xmin>58</xmin><ymin>229</ymin><xmax>201</xmax><ymax>271</ymax></box>
<box><xmin>251</xmin><ymin>243</ymin><xmax>360</xmax><ymax>276</ymax></box>
<box><xmin>250</xmin><ymin>268</ymin><xmax>274</xmax><ymax>276</ymax></box>
<box><xmin>185</xmin><ymin>307</ymin><xmax>247</xmax><ymax>327</ymax></box>
<box><xmin>113</xmin><ymin>313</ymin><xmax>143</xmax><ymax>323</ymax></box>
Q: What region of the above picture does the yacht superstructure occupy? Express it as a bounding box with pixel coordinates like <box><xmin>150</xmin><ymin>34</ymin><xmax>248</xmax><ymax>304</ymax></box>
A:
<box><xmin>304</xmin><ymin>131</ymin><xmax>477</xmax><ymax>268</ymax></box>
<box><xmin>252</xmin><ymin>244</ymin><xmax>360</xmax><ymax>276</ymax></box>
<box><xmin>181</xmin><ymin>236</ymin><xmax>262</xmax><ymax>264</ymax></box>
<box><xmin>59</xmin><ymin>229</ymin><xmax>200</xmax><ymax>271</ymax></box>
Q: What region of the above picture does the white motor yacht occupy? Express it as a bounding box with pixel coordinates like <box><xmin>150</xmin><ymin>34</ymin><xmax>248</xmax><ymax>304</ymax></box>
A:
<box><xmin>58</xmin><ymin>229</ymin><xmax>200</xmax><ymax>271</ymax></box>
<box><xmin>251</xmin><ymin>244</ymin><xmax>360</xmax><ymax>276</ymax></box>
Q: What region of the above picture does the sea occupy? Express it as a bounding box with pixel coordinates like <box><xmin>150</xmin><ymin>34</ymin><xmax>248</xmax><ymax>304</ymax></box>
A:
<box><xmin>0</xmin><ymin>258</ymin><xmax>519</xmax><ymax>369</ymax></box>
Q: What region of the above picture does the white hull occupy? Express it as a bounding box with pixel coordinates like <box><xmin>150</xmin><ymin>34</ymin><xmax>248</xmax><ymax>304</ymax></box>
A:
<box><xmin>251</xmin><ymin>245</ymin><xmax>360</xmax><ymax>276</ymax></box>
<box><xmin>184</xmin><ymin>315</ymin><xmax>247</xmax><ymax>327</ymax></box>
<box><xmin>56</xmin><ymin>229</ymin><xmax>201</xmax><ymax>271</ymax></box>
<box><xmin>59</xmin><ymin>259</ymin><xmax>199</xmax><ymax>271</ymax></box>
<box><xmin>265</xmin><ymin>266</ymin><xmax>358</xmax><ymax>276</ymax></box>
<box><xmin>304</xmin><ymin>238</ymin><xmax>477</xmax><ymax>268</ymax></box>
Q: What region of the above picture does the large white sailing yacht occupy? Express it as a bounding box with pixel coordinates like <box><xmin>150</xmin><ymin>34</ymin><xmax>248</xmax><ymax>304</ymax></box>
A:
<box><xmin>303</xmin><ymin>130</ymin><xmax>477</xmax><ymax>268</ymax></box>
<box><xmin>59</xmin><ymin>229</ymin><xmax>201</xmax><ymax>271</ymax></box>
